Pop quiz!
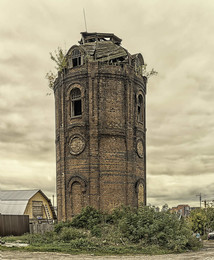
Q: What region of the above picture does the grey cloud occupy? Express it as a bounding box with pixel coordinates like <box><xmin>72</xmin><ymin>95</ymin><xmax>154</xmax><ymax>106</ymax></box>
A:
<box><xmin>0</xmin><ymin>175</ymin><xmax>55</xmax><ymax>193</ymax></box>
<box><xmin>0</xmin><ymin>0</ymin><xmax>214</xmax><ymax>207</ymax></box>
<box><xmin>147</xmin><ymin>174</ymin><xmax>214</xmax><ymax>207</ymax></box>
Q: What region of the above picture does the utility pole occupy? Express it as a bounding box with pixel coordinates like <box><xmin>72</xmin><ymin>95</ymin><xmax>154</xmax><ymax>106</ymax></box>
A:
<box><xmin>196</xmin><ymin>193</ymin><xmax>202</xmax><ymax>208</ymax></box>
<box><xmin>202</xmin><ymin>200</ymin><xmax>207</xmax><ymax>208</ymax></box>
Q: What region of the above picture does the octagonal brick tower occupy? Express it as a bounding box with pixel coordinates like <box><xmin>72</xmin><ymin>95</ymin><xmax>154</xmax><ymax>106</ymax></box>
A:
<box><xmin>54</xmin><ymin>32</ymin><xmax>147</xmax><ymax>221</ymax></box>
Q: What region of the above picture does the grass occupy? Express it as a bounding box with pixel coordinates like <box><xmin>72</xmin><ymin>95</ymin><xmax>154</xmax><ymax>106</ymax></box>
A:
<box><xmin>0</xmin><ymin>243</ymin><xmax>173</xmax><ymax>256</ymax></box>
<box><xmin>2</xmin><ymin>234</ymin><xmax>29</xmax><ymax>243</ymax></box>
<box><xmin>0</xmin><ymin>226</ymin><xmax>197</xmax><ymax>256</ymax></box>
<box><xmin>0</xmin><ymin>206</ymin><xmax>203</xmax><ymax>255</ymax></box>
<box><xmin>0</xmin><ymin>228</ymin><xmax>174</xmax><ymax>255</ymax></box>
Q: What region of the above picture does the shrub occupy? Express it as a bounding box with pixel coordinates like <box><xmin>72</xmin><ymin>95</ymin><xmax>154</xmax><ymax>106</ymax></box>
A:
<box><xmin>114</xmin><ymin>206</ymin><xmax>199</xmax><ymax>251</ymax></box>
<box><xmin>24</xmin><ymin>206</ymin><xmax>201</xmax><ymax>253</ymax></box>
<box><xmin>54</xmin><ymin>221</ymin><xmax>72</xmax><ymax>233</ymax></box>
<box><xmin>59</xmin><ymin>227</ymin><xmax>86</xmax><ymax>242</ymax></box>
<box><xmin>27</xmin><ymin>231</ymin><xmax>56</xmax><ymax>244</ymax></box>
<box><xmin>188</xmin><ymin>208</ymin><xmax>207</xmax><ymax>235</ymax></box>
<box><xmin>90</xmin><ymin>226</ymin><xmax>102</xmax><ymax>237</ymax></box>
<box><xmin>69</xmin><ymin>238</ymin><xmax>93</xmax><ymax>248</ymax></box>
<box><xmin>108</xmin><ymin>205</ymin><xmax>135</xmax><ymax>224</ymax></box>
<box><xmin>71</xmin><ymin>206</ymin><xmax>103</xmax><ymax>229</ymax></box>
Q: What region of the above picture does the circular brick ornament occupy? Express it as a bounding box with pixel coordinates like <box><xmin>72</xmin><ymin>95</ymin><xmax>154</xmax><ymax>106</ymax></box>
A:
<box><xmin>69</xmin><ymin>135</ymin><xmax>85</xmax><ymax>155</ymax></box>
<box><xmin>136</xmin><ymin>139</ymin><xmax>144</xmax><ymax>158</ymax></box>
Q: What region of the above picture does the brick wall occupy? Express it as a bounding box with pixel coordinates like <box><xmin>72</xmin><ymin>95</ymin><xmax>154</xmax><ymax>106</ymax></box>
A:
<box><xmin>55</xmin><ymin>61</ymin><xmax>146</xmax><ymax>221</ymax></box>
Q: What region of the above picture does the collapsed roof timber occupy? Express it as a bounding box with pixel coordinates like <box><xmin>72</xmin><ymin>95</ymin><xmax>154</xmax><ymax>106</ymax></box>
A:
<box><xmin>66</xmin><ymin>32</ymin><xmax>144</xmax><ymax>70</ymax></box>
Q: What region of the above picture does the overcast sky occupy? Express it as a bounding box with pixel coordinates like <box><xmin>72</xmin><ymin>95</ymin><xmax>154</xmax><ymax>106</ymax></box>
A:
<box><xmin>0</xmin><ymin>0</ymin><xmax>213</xmax><ymax>208</ymax></box>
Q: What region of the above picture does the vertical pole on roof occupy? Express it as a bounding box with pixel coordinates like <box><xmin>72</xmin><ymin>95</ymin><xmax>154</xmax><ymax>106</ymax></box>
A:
<box><xmin>83</xmin><ymin>8</ymin><xmax>88</xmax><ymax>32</ymax></box>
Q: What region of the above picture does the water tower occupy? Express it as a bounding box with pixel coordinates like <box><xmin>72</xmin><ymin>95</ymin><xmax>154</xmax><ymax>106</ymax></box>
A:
<box><xmin>54</xmin><ymin>32</ymin><xmax>147</xmax><ymax>220</ymax></box>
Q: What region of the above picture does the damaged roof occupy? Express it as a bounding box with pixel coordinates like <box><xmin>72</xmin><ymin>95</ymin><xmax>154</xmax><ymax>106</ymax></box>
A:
<box><xmin>81</xmin><ymin>41</ymin><xmax>128</xmax><ymax>62</ymax></box>
<box><xmin>80</xmin><ymin>32</ymin><xmax>122</xmax><ymax>45</ymax></box>
<box><xmin>66</xmin><ymin>32</ymin><xmax>144</xmax><ymax>70</ymax></box>
<box><xmin>67</xmin><ymin>32</ymin><xmax>129</xmax><ymax>63</ymax></box>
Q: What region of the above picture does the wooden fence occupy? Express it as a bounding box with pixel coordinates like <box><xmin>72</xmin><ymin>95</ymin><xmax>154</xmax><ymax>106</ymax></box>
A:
<box><xmin>29</xmin><ymin>222</ymin><xmax>54</xmax><ymax>234</ymax></box>
<box><xmin>0</xmin><ymin>215</ymin><xmax>29</xmax><ymax>236</ymax></box>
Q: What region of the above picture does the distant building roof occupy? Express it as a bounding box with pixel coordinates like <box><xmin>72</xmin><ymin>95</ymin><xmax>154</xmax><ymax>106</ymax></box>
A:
<box><xmin>177</xmin><ymin>204</ymin><xmax>190</xmax><ymax>207</ymax></box>
<box><xmin>0</xmin><ymin>200</ymin><xmax>27</xmax><ymax>215</ymax></box>
<box><xmin>0</xmin><ymin>190</ymin><xmax>39</xmax><ymax>201</ymax></box>
<box><xmin>0</xmin><ymin>190</ymin><xmax>56</xmax><ymax>219</ymax></box>
<box><xmin>0</xmin><ymin>190</ymin><xmax>39</xmax><ymax>215</ymax></box>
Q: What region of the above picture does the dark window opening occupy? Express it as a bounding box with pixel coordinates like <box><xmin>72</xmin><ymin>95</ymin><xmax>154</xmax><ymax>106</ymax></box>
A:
<box><xmin>137</xmin><ymin>95</ymin><xmax>144</xmax><ymax>122</ymax></box>
<box><xmin>72</xmin><ymin>57</ymin><xmax>81</xmax><ymax>67</ymax></box>
<box><xmin>71</xmin><ymin>88</ymin><xmax>82</xmax><ymax>117</ymax></box>
<box><xmin>138</xmin><ymin>106</ymin><xmax>141</xmax><ymax>118</ymax></box>
<box><xmin>73</xmin><ymin>100</ymin><xmax>82</xmax><ymax>116</ymax></box>
<box><xmin>73</xmin><ymin>58</ymin><xmax>78</xmax><ymax>67</ymax></box>
<box><xmin>71</xmin><ymin>49</ymin><xmax>82</xmax><ymax>67</ymax></box>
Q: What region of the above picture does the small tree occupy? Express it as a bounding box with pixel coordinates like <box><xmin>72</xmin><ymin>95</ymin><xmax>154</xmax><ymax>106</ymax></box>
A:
<box><xmin>205</xmin><ymin>207</ymin><xmax>214</xmax><ymax>232</ymax></box>
<box><xmin>188</xmin><ymin>208</ymin><xmax>207</xmax><ymax>235</ymax></box>
<box><xmin>50</xmin><ymin>47</ymin><xmax>67</xmax><ymax>72</ymax></box>
<box><xmin>46</xmin><ymin>47</ymin><xmax>67</xmax><ymax>90</ymax></box>
<box><xmin>142</xmin><ymin>64</ymin><xmax>158</xmax><ymax>78</ymax></box>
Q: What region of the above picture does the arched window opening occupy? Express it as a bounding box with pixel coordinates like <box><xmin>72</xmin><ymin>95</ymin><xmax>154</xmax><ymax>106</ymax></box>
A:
<box><xmin>71</xmin><ymin>181</ymin><xmax>83</xmax><ymax>216</ymax></box>
<box><xmin>137</xmin><ymin>94</ymin><xmax>144</xmax><ymax>122</ymax></box>
<box><xmin>72</xmin><ymin>49</ymin><xmax>82</xmax><ymax>67</ymax></box>
<box><xmin>138</xmin><ymin>183</ymin><xmax>144</xmax><ymax>207</ymax></box>
<box><xmin>71</xmin><ymin>88</ymin><xmax>82</xmax><ymax>117</ymax></box>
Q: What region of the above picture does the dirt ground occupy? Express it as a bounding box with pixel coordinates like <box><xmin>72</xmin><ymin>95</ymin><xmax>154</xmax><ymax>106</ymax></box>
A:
<box><xmin>1</xmin><ymin>241</ymin><xmax>214</xmax><ymax>260</ymax></box>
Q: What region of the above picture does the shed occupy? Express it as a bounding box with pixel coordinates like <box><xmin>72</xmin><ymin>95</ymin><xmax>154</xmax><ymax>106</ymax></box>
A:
<box><xmin>0</xmin><ymin>190</ymin><xmax>57</xmax><ymax>222</ymax></box>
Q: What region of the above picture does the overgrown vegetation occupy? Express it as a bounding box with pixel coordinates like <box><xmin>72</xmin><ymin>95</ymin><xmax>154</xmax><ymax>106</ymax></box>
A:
<box><xmin>188</xmin><ymin>207</ymin><xmax>214</xmax><ymax>236</ymax></box>
<box><xmin>1</xmin><ymin>206</ymin><xmax>202</xmax><ymax>255</ymax></box>
<box><xmin>142</xmin><ymin>64</ymin><xmax>158</xmax><ymax>78</ymax></box>
<box><xmin>45</xmin><ymin>47</ymin><xmax>67</xmax><ymax>90</ymax></box>
<box><xmin>45</xmin><ymin>47</ymin><xmax>157</xmax><ymax>90</ymax></box>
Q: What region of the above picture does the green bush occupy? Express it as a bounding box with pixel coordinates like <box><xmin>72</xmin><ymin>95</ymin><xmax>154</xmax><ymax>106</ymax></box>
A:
<box><xmin>5</xmin><ymin>205</ymin><xmax>201</xmax><ymax>254</ymax></box>
<box><xmin>90</xmin><ymin>226</ymin><xmax>102</xmax><ymax>237</ymax></box>
<box><xmin>59</xmin><ymin>227</ymin><xmax>86</xmax><ymax>242</ymax></box>
<box><xmin>115</xmin><ymin>206</ymin><xmax>199</xmax><ymax>251</ymax></box>
<box><xmin>108</xmin><ymin>205</ymin><xmax>135</xmax><ymax>224</ymax></box>
<box><xmin>71</xmin><ymin>206</ymin><xmax>103</xmax><ymax>229</ymax></box>
<box><xmin>54</xmin><ymin>221</ymin><xmax>72</xmax><ymax>233</ymax></box>
<box><xmin>27</xmin><ymin>231</ymin><xmax>56</xmax><ymax>244</ymax></box>
<box><xmin>188</xmin><ymin>207</ymin><xmax>214</xmax><ymax>235</ymax></box>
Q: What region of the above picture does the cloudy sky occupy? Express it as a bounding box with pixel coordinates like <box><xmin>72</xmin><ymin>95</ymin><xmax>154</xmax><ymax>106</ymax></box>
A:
<box><xmin>0</xmin><ymin>0</ymin><xmax>213</xmax><ymax>208</ymax></box>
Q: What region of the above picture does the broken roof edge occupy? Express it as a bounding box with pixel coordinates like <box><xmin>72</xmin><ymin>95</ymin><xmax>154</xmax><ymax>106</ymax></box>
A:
<box><xmin>66</xmin><ymin>44</ymin><xmax>89</xmax><ymax>57</ymax></box>
<box><xmin>79</xmin><ymin>32</ymin><xmax>122</xmax><ymax>45</ymax></box>
<box><xmin>131</xmin><ymin>53</ymin><xmax>145</xmax><ymax>65</ymax></box>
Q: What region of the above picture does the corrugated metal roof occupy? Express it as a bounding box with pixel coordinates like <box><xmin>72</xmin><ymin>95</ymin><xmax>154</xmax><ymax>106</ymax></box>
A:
<box><xmin>0</xmin><ymin>190</ymin><xmax>57</xmax><ymax>219</ymax></box>
<box><xmin>0</xmin><ymin>190</ymin><xmax>39</xmax><ymax>201</ymax></box>
<box><xmin>0</xmin><ymin>190</ymin><xmax>39</xmax><ymax>215</ymax></box>
<box><xmin>0</xmin><ymin>200</ymin><xmax>27</xmax><ymax>215</ymax></box>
